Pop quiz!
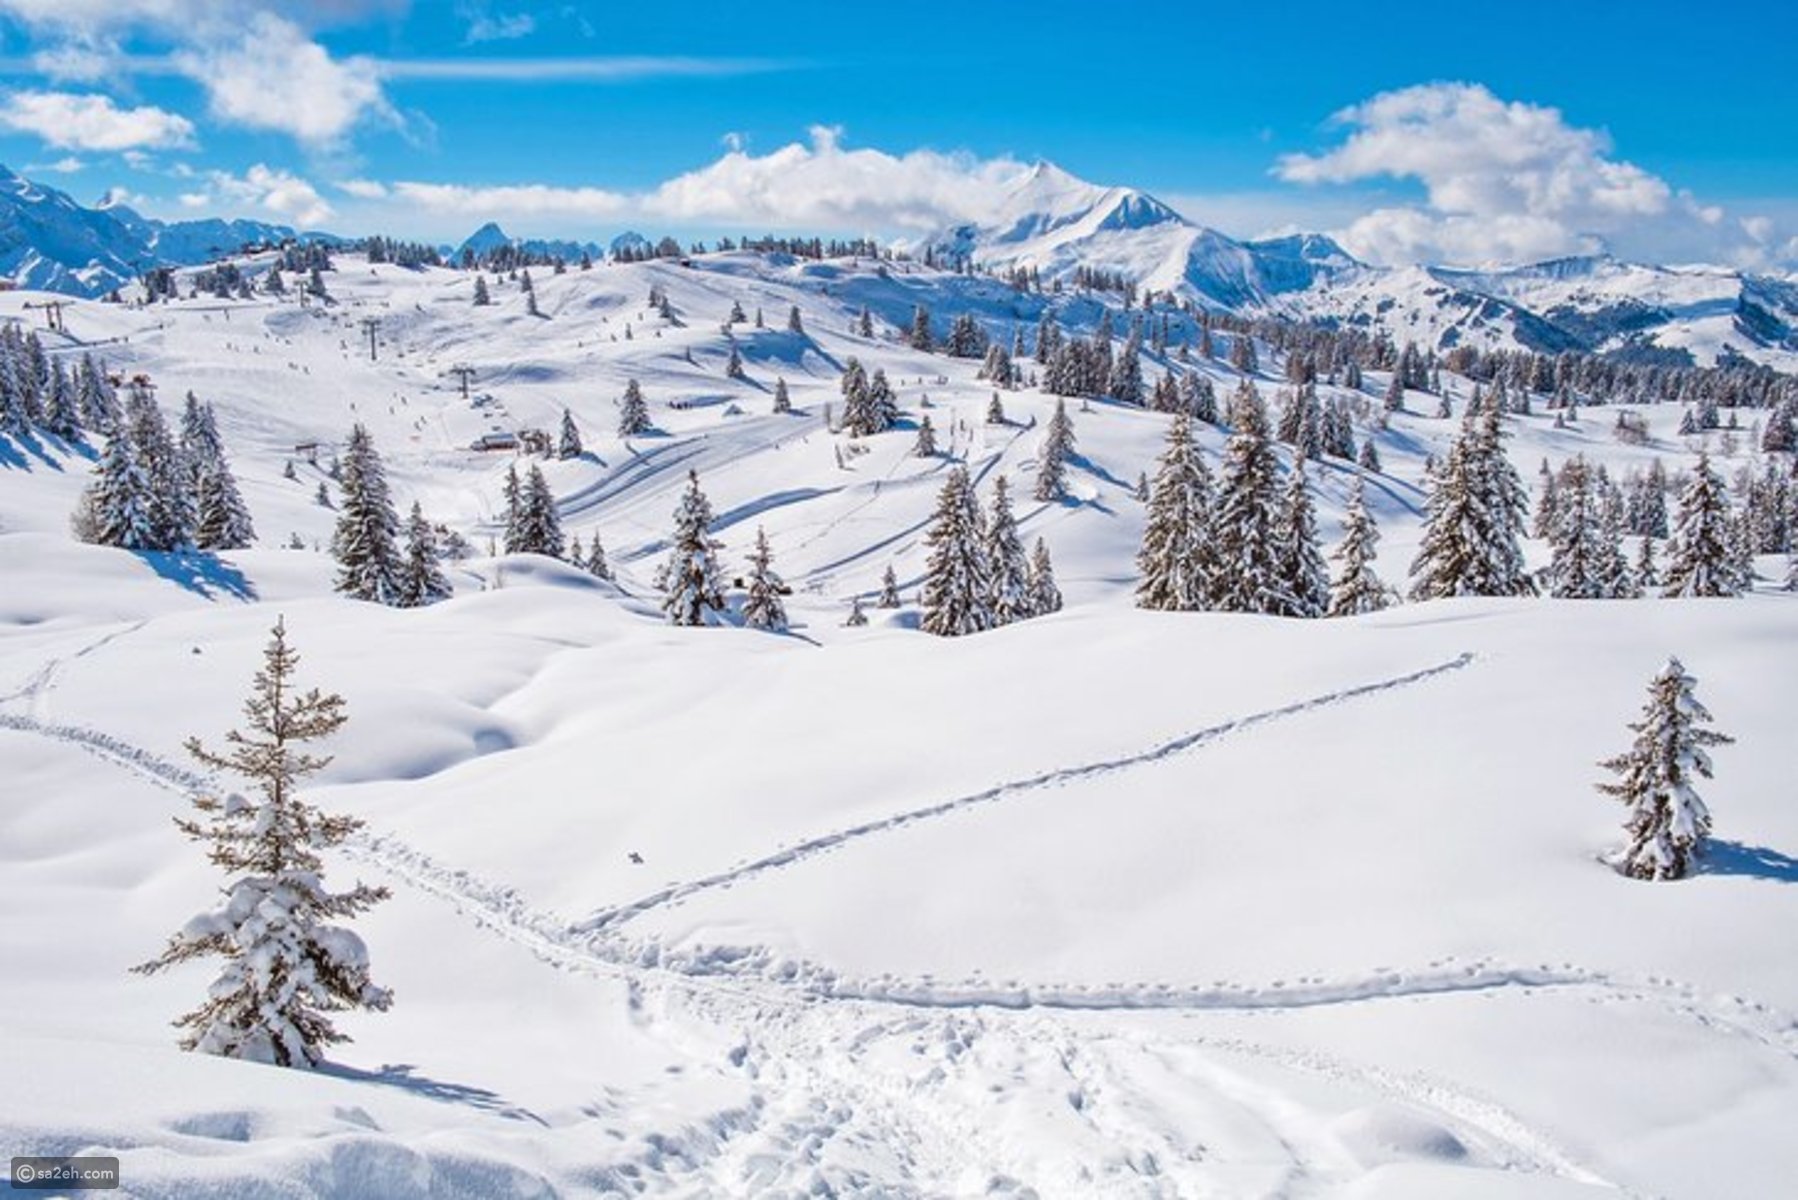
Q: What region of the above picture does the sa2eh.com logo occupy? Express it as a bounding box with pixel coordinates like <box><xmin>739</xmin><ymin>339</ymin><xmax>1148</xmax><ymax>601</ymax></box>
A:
<box><xmin>11</xmin><ymin>1156</ymin><xmax>120</xmax><ymax>1190</ymax></box>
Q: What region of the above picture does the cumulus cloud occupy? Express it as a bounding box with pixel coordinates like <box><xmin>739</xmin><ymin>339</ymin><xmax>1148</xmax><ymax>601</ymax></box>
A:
<box><xmin>0</xmin><ymin>89</ymin><xmax>195</xmax><ymax>151</ymax></box>
<box><xmin>190</xmin><ymin>162</ymin><xmax>334</xmax><ymax>226</ymax></box>
<box><xmin>458</xmin><ymin>3</ymin><xmax>535</xmax><ymax>45</ymax></box>
<box><xmin>172</xmin><ymin>12</ymin><xmax>391</xmax><ymax>146</ymax></box>
<box><xmin>335</xmin><ymin>177</ymin><xmax>388</xmax><ymax>199</ymax></box>
<box><xmin>642</xmin><ymin>126</ymin><xmax>1031</xmax><ymax>232</ymax></box>
<box><xmin>389</xmin><ymin>180</ymin><xmax>628</xmax><ymax>219</ymax></box>
<box><xmin>1275</xmin><ymin>82</ymin><xmax>1786</xmax><ymax>268</ymax></box>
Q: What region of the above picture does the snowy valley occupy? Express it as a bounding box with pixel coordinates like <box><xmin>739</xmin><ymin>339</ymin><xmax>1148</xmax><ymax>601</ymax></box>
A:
<box><xmin>1</xmin><ymin>229</ymin><xmax>1796</xmax><ymax>1200</ymax></box>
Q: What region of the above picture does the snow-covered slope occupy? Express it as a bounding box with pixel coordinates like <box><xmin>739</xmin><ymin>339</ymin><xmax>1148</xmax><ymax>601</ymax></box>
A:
<box><xmin>1</xmin><ymin>247</ymin><xmax>1794</xmax><ymax>1198</ymax></box>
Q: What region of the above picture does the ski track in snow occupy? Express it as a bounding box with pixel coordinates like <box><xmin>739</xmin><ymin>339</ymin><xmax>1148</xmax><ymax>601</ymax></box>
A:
<box><xmin>581</xmin><ymin>652</ymin><xmax>1479</xmax><ymax>934</ymax></box>
<box><xmin>4</xmin><ymin>648</ymin><xmax>1785</xmax><ymax>1196</ymax></box>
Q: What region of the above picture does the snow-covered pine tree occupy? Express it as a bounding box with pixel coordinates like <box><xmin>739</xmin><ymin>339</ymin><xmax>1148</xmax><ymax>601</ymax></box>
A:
<box><xmin>1035</xmin><ymin>397</ymin><xmax>1076</xmax><ymax>502</ymax></box>
<box><xmin>397</xmin><ymin>502</ymin><xmax>452</xmax><ymax>606</ymax></box>
<box><xmin>742</xmin><ymin>526</ymin><xmax>789</xmax><ymax>632</ymax></box>
<box><xmin>330</xmin><ymin>423</ymin><xmax>403</xmax><ymax>604</ymax></box>
<box><xmin>1633</xmin><ymin>535</ymin><xmax>1660</xmax><ymax>592</ymax></box>
<box><xmin>617</xmin><ymin>378</ymin><xmax>651</xmax><ymax>436</ymax></box>
<box><xmin>1409</xmin><ymin>398</ymin><xmax>1532</xmax><ymax>600</ymax></box>
<box><xmin>1210</xmin><ymin>385</ymin><xmax>1286</xmax><ymax>613</ymax></box>
<box><xmin>1136</xmin><ymin>412</ymin><xmax>1216</xmax><ymax>611</ymax></box>
<box><xmin>125</xmin><ymin>384</ymin><xmax>194</xmax><ymax>549</ymax></box>
<box><xmin>909</xmin><ymin>305</ymin><xmax>933</xmax><ymax>351</ymax></box>
<box><xmin>866</xmin><ymin>369</ymin><xmax>899</xmax><ymax>432</ymax></box>
<box><xmin>787</xmin><ymin>305</ymin><xmax>804</xmax><ymax>334</ymax></box>
<box><xmin>513</xmin><ymin>465</ymin><xmax>564</xmax><ymax>558</ymax></box>
<box><xmin>558</xmin><ymin>408</ymin><xmax>583</xmax><ymax>459</ymax></box>
<box><xmin>1108</xmin><ymin>328</ymin><xmax>1144</xmax><ymax>404</ymax></box>
<box><xmin>1327</xmin><ymin>475</ymin><xmax>1392</xmax><ymax>617</ymax></box>
<box><xmin>657</xmin><ymin>471</ymin><xmax>726</xmax><ymax>626</ymax></box>
<box><xmin>1274</xmin><ymin>453</ymin><xmax>1328</xmax><ymax>618</ymax></box>
<box><xmin>985</xmin><ymin>475</ymin><xmax>1030</xmax><ymax>625</ymax></box>
<box><xmin>844</xmin><ymin>596</ymin><xmax>869</xmax><ymax>626</ymax></box>
<box><xmin>914</xmin><ymin>414</ymin><xmax>938</xmax><ymax>457</ymax></box>
<box><xmin>473</xmin><ymin>275</ymin><xmax>491</xmax><ymax>306</ymax></box>
<box><xmin>725</xmin><ymin>343</ymin><xmax>746</xmax><ymax>380</ymax></box>
<box><xmin>1026</xmin><ymin>537</ymin><xmax>1062</xmax><ymax>615</ymax></box>
<box><xmin>838</xmin><ymin>357</ymin><xmax>870</xmax><ymax>434</ymax></box>
<box><xmin>878</xmin><ymin>564</ymin><xmax>902</xmax><ymax>608</ymax></box>
<box><xmin>986</xmin><ymin>392</ymin><xmax>1006</xmax><ymax>425</ymax></box>
<box><xmin>1357</xmin><ymin>438</ymin><xmax>1381</xmax><ymax>473</ymax></box>
<box><xmin>80</xmin><ymin>423</ymin><xmax>157</xmax><ymax>548</ymax></box>
<box><xmin>194</xmin><ymin>452</ymin><xmax>255</xmax><ymax>550</ymax></box>
<box><xmin>585</xmin><ymin>533</ymin><xmax>611</xmax><ymax>580</ymax></box>
<box><xmin>1661</xmin><ymin>453</ymin><xmax>1737</xmax><ymax>598</ymax></box>
<box><xmin>772</xmin><ymin>377</ymin><xmax>791</xmax><ymax>414</ymax></box>
<box><xmin>134</xmin><ymin>619</ymin><xmax>391</xmax><ymax>1066</ymax></box>
<box><xmin>1546</xmin><ymin>456</ymin><xmax>1607</xmax><ymax>598</ymax></box>
<box><xmin>920</xmin><ymin>466</ymin><xmax>993</xmax><ymax>637</ymax></box>
<box><xmin>1597</xmin><ymin>657</ymin><xmax>1732</xmax><ymax>881</ymax></box>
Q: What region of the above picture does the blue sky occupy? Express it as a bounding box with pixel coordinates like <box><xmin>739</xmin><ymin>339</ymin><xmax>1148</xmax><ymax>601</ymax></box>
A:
<box><xmin>0</xmin><ymin>0</ymin><xmax>1792</xmax><ymax>268</ymax></box>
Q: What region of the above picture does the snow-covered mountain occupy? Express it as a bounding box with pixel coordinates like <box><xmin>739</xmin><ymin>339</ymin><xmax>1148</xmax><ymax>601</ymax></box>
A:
<box><xmin>931</xmin><ymin>161</ymin><xmax>1360</xmax><ymax>310</ymax></box>
<box><xmin>0</xmin><ymin>166</ymin><xmax>308</xmax><ymax>297</ymax></box>
<box><xmin>936</xmin><ymin>162</ymin><xmax>1798</xmax><ymax>369</ymax></box>
<box><xmin>453</xmin><ymin>220</ymin><xmax>604</xmax><ymax>264</ymax></box>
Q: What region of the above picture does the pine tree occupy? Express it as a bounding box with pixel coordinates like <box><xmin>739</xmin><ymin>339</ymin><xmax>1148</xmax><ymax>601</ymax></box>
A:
<box><xmin>133</xmin><ymin>619</ymin><xmax>391</xmax><ymax>1067</ymax></box>
<box><xmin>725</xmin><ymin>343</ymin><xmax>746</xmax><ymax>380</ymax></box>
<box><xmin>473</xmin><ymin>275</ymin><xmax>491</xmax><ymax>306</ymax></box>
<box><xmin>195</xmin><ymin>453</ymin><xmax>255</xmax><ymax>550</ymax></box>
<box><xmin>844</xmin><ymin>596</ymin><xmax>869</xmax><ymax>626</ymax></box>
<box><xmin>1026</xmin><ymin>537</ymin><xmax>1062</xmax><ymax>615</ymax></box>
<box><xmin>618</xmin><ymin>378</ymin><xmax>651</xmax><ymax>436</ymax></box>
<box><xmin>772</xmin><ymin>377</ymin><xmax>791</xmax><ymax>414</ymax></box>
<box><xmin>585</xmin><ymin>533</ymin><xmax>612</xmax><ymax>580</ymax></box>
<box><xmin>330</xmin><ymin>424</ymin><xmax>402</xmax><ymax>604</ymax></box>
<box><xmin>1210</xmin><ymin>387</ymin><xmax>1285</xmax><ymax>612</ymax></box>
<box><xmin>657</xmin><ymin>471</ymin><xmax>726</xmax><ymax>625</ymax></box>
<box><xmin>1136</xmin><ymin>413</ymin><xmax>1216</xmax><ymax>611</ymax></box>
<box><xmin>787</xmin><ymin>305</ymin><xmax>804</xmax><ymax>335</ymax></box>
<box><xmin>985</xmin><ymin>475</ymin><xmax>1030</xmax><ymax>625</ymax></box>
<box><xmin>397</xmin><ymin>502</ymin><xmax>452</xmax><ymax>606</ymax></box>
<box><xmin>1597</xmin><ymin>658</ymin><xmax>1732</xmax><ymax>881</ymax></box>
<box><xmin>909</xmin><ymin>305</ymin><xmax>933</xmax><ymax>351</ymax></box>
<box><xmin>914</xmin><ymin>414</ymin><xmax>938</xmax><ymax>457</ymax></box>
<box><xmin>1108</xmin><ymin>329</ymin><xmax>1143</xmax><ymax>404</ymax></box>
<box><xmin>1661</xmin><ymin>454</ymin><xmax>1737</xmax><ymax>598</ymax></box>
<box><xmin>81</xmin><ymin>423</ymin><xmax>157</xmax><ymax>549</ymax></box>
<box><xmin>920</xmin><ymin>466</ymin><xmax>993</xmax><ymax>637</ymax></box>
<box><xmin>1035</xmin><ymin>397</ymin><xmax>1076</xmax><ymax>502</ymax></box>
<box><xmin>1274</xmin><ymin>453</ymin><xmax>1328</xmax><ymax>618</ymax></box>
<box><xmin>742</xmin><ymin>526</ymin><xmax>788</xmax><ymax>631</ymax></box>
<box><xmin>511</xmin><ymin>465</ymin><xmax>564</xmax><ymax>558</ymax></box>
<box><xmin>878</xmin><ymin>564</ymin><xmax>902</xmax><ymax>608</ymax></box>
<box><xmin>986</xmin><ymin>392</ymin><xmax>1006</xmax><ymax>425</ymax></box>
<box><xmin>123</xmin><ymin>385</ymin><xmax>193</xmax><ymax>549</ymax></box>
<box><xmin>1409</xmin><ymin>399</ymin><xmax>1532</xmax><ymax>600</ymax></box>
<box><xmin>1327</xmin><ymin>476</ymin><xmax>1392</xmax><ymax>617</ymax></box>
<box><xmin>1634</xmin><ymin>535</ymin><xmax>1660</xmax><ymax>592</ymax></box>
<box><xmin>558</xmin><ymin>409</ymin><xmax>583</xmax><ymax>459</ymax></box>
<box><xmin>865</xmin><ymin>369</ymin><xmax>898</xmax><ymax>433</ymax></box>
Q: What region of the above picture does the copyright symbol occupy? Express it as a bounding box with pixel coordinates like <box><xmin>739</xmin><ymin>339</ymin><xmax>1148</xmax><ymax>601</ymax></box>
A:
<box><xmin>15</xmin><ymin>1162</ymin><xmax>35</xmax><ymax>1183</ymax></box>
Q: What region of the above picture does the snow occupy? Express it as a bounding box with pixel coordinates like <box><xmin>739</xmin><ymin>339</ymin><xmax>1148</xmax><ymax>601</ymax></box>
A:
<box><xmin>0</xmin><ymin>246</ymin><xmax>1794</xmax><ymax>1197</ymax></box>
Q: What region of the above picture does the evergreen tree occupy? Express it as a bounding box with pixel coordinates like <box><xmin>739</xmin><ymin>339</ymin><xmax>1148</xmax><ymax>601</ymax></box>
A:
<box><xmin>618</xmin><ymin>378</ymin><xmax>651</xmax><ymax>436</ymax></box>
<box><xmin>920</xmin><ymin>466</ymin><xmax>994</xmax><ymax>637</ymax></box>
<box><xmin>397</xmin><ymin>502</ymin><xmax>452</xmax><ymax>606</ymax></box>
<box><xmin>330</xmin><ymin>424</ymin><xmax>402</xmax><ymax>604</ymax></box>
<box><xmin>1327</xmin><ymin>476</ymin><xmax>1392</xmax><ymax>617</ymax></box>
<box><xmin>81</xmin><ymin>423</ymin><xmax>157</xmax><ymax>549</ymax></box>
<box><xmin>1210</xmin><ymin>386</ymin><xmax>1285</xmax><ymax>612</ymax></box>
<box><xmin>133</xmin><ymin>619</ymin><xmax>391</xmax><ymax>1067</ymax></box>
<box><xmin>878</xmin><ymin>564</ymin><xmax>902</xmax><ymax>608</ymax></box>
<box><xmin>194</xmin><ymin>453</ymin><xmax>255</xmax><ymax>550</ymax></box>
<box><xmin>1408</xmin><ymin>399</ymin><xmax>1532</xmax><ymax>600</ymax></box>
<box><xmin>585</xmin><ymin>533</ymin><xmax>611</xmax><ymax>580</ymax></box>
<box><xmin>909</xmin><ymin>305</ymin><xmax>934</xmax><ymax>351</ymax></box>
<box><xmin>984</xmin><ymin>475</ymin><xmax>1030</xmax><ymax>625</ymax></box>
<box><xmin>914</xmin><ymin>414</ymin><xmax>938</xmax><ymax>457</ymax></box>
<box><xmin>1357</xmin><ymin>438</ymin><xmax>1381</xmax><ymax>473</ymax></box>
<box><xmin>1108</xmin><ymin>329</ymin><xmax>1144</xmax><ymax>404</ymax></box>
<box><xmin>742</xmin><ymin>526</ymin><xmax>789</xmax><ymax>632</ymax></box>
<box><xmin>1135</xmin><ymin>413</ymin><xmax>1216</xmax><ymax>611</ymax></box>
<box><xmin>1661</xmin><ymin>454</ymin><xmax>1737</xmax><ymax>598</ymax></box>
<box><xmin>511</xmin><ymin>465</ymin><xmax>564</xmax><ymax>558</ymax></box>
<box><xmin>985</xmin><ymin>392</ymin><xmax>1006</xmax><ymax>425</ymax></box>
<box><xmin>1597</xmin><ymin>658</ymin><xmax>1732</xmax><ymax>881</ymax></box>
<box><xmin>657</xmin><ymin>471</ymin><xmax>726</xmax><ymax>626</ymax></box>
<box><xmin>787</xmin><ymin>305</ymin><xmax>804</xmax><ymax>335</ymax></box>
<box><xmin>1035</xmin><ymin>397</ymin><xmax>1076</xmax><ymax>502</ymax></box>
<box><xmin>1274</xmin><ymin>454</ymin><xmax>1328</xmax><ymax>618</ymax></box>
<box><xmin>844</xmin><ymin>596</ymin><xmax>869</xmax><ymax>626</ymax></box>
<box><xmin>1633</xmin><ymin>535</ymin><xmax>1660</xmax><ymax>593</ymax></box>
<box><xmin>124</xmin><ymin>385</ymin><xmax>194</xmax><ymax>549</ymax></box>
<box><xmin>865</xmin><ymin>369</ymin><xmax>899</xmax><ymax>433</ymax></box>
<box><xmin>725</xmin><ymin>343</ymin><xmax>746</xmax><ymax>380</ymax></box>
<box><xmin>772</xmin><ymin>377</ymin><xmax>791</xmax><ymax>414</ymax></box>
<box><xmin>558</xmin><ymin>409</ymin><xmax>583</xmax><ymax>459</ymax></box>
<box><xmin>472</xmin><ymin>275</ymin><xmax>491</xmax><ymax>306</ymax></box>
<box><xmin>1026</xmin><ymin>537</ymin><xmax>1062</xmax><ymax>616</ymax></box>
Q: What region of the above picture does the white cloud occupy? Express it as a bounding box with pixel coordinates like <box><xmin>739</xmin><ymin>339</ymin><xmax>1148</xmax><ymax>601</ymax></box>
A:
<box><xmin>389</xmin><ymin>180</ymin><xmax>628</xmax><ymax>219</ymax></box>
<box><xmin>1275</xmin><ymin>82</ymin><xmax>1786</xmax><ymax>268</ymax></box>
<box><xmin>643</xmin><ymin>125</ymin><xmax>1030</xmax><ymax>232</ymax></box>
<box><xmin>0</xmin><ymin>89</ymin><xmax>195</xmax><ymax>150</ymax></box>
<box><xmin>29</xmin><ymin>154</ymin><xmax>86</xmax><ymax>173</ymax></box>
<box><xmin>171</xmin><ymin>12</ymin><xmax>391</xmax><ymax>146</ymax></box>
<box><xmin>459</xmin><ymin>3</ymin><xmax>535</xmax><ymax>45</ymax></box>
<box><xmin>193</xmin><ymin>162</ymin><xmax>334</xmax><ymax>226</ymax></box>
<box><xmin>336</xmin><ymin>177</ymin><xmax>388</xmax><ymax>199</ymax></box>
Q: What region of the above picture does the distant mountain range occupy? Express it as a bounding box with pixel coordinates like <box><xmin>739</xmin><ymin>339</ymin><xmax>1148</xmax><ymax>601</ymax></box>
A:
<box><xmin>3</xmin><ymin>161</ymin><xmax>1793</xmax><ymax>369</ymax></box>
<box><xmin>0</xmin><ymin>166</ymin><xmax>328</xmax><ymax>296</ymax></box>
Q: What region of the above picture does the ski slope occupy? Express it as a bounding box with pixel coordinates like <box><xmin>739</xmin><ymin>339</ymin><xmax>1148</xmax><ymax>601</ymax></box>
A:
<box><xmin>1</xmin><ymin>249</ymin><xmax>1794</xmax><ymax>1199</ymax></box>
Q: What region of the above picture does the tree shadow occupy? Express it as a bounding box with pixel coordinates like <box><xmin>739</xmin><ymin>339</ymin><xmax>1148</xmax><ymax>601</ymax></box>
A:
<box><xmin>1702</xmin><ymin>840</ymin><xmax>1798</xmax><ymax>884</ymax></box>
<box><xmin>321</xmin><ymin>1062</ymin><xmax>547</xmax><ymax>1125</ymax></box>
<box><xmin>137</xmin><ymin>550</ymin><xmax>258</xmax><ymax>601</ymax></box>
<box><xmin>0</xmin><ymin>429</ymin><xmax>80</xmax><ymax>472</ymax></box>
